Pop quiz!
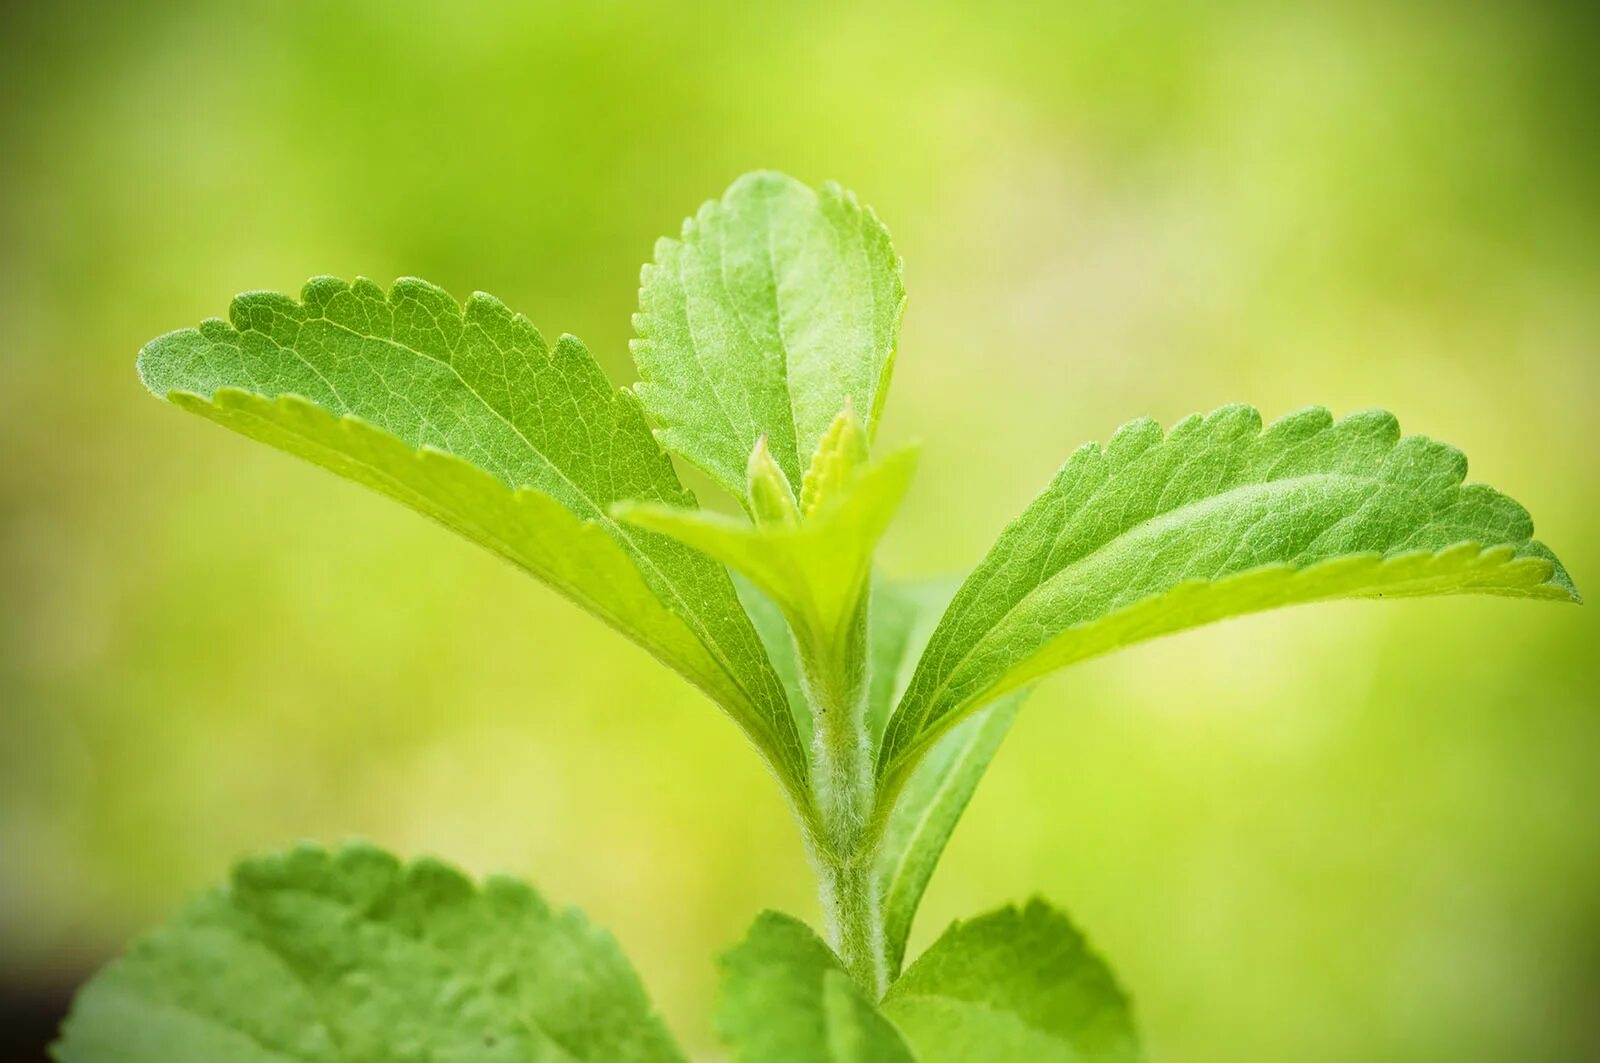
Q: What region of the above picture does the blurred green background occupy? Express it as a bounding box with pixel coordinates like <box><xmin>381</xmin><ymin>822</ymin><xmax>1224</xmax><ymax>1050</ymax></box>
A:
<box><xmin>2</xmin><ymin>1</ymin><xmax>1597</xmax><ymax>1059</ymax></box>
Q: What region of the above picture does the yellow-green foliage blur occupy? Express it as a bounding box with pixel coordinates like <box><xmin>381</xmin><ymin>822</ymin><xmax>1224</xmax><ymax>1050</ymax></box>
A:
<box><xmin>2</xmin><ymin>2</ymin><xmax>1597</xmax><ymax>1059</ymax></box>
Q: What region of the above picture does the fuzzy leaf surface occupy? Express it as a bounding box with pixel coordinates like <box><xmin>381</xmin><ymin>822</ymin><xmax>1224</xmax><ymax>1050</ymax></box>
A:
<box><xmin>53</xmin><ymin>844</ymin><xmax>684</xmax><ymax>1063</ymax></box>
<box><xmin>138</xmin><ymin>277</ymin><xmax>805</xmax><ymax>793</ymax></box>
<box><xmin>882</xmin><ymin>900</ymin><xmax>1142</xmax><ymax>1063</ymax></box>
<box><xmin>633</xmin><ymin>172</ymin><xmax>905</xmax><ymax>500</ymax></box>
<box><xmin>882</xmin><ymin>405</ymin><xmax>1577</xmax><ymax>782</ymax></box>
<box><xmin>717</xmin><ymin>912</ymin><xmax>914</xmax><ymax>1062</ymax></box>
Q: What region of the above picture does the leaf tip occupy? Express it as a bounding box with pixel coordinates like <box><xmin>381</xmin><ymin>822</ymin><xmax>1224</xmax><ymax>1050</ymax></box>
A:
<box><xmin>725</xmin><ymin>169</ymin><xmax>810</xmax><ymax>201</ymax></box>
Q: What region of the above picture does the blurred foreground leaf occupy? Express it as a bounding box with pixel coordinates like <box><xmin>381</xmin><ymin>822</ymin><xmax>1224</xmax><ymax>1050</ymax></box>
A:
<box><xmin>716</xmin><ymin>911</ymin><xmax>914</xmax><ymax>1062</ymax></box>
<box><xmin>54</xmin><ymin>843</ymin><xmax>684</xmax><ymax>1062</ymax></box>
<box><xmin>882</xmin><ymin>900</ymin><xmax>1142</xmax><ymax>1063</ymax></box>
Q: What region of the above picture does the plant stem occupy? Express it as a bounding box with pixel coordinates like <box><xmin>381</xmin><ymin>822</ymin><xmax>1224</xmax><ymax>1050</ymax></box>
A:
<box><xmin>815</xmin><ymin>837</ymin><xmax>886</xmax><ymax>996</ymax></box>
<box><xmin>795</xmin><ymin>593</ymin><xmax>888</xmax><ymax>997</ymax></box>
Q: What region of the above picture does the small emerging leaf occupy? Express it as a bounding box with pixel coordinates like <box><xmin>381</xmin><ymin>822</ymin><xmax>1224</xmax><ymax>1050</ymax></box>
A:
<box><xmin>633</xmin><ymin>172</ymin><xmax>905</xmax><ymax>502</ymax></box>
<box><xmin>748</xmin><ymin>436</ymin><xmax>802</xmax><ymax>526</ymax></box>
<box><xmin>717</xmin><ymin>911</ymin><xmax>914</xmax><ymax>1062</ymax></box>
<box><xmin>54</xmin><ymin>843</ymin><xmax>684</xmax><ymax>1062</ymax></box>
<box><xmin>882</xmin><ymin>900</ymin><xmax>1143</xmax><ymax>1063</ymax></box>
<box><xmin>617</xmin><ymin>420</ymin><xmax>917</xmax><ymax>660</ymax></box>
<box><xmin>745</xmin><ymin>435</ymin><xmax>800</xmax><ymax>528</ymax></box>
<box><xmin>882</xmin><ymin>405</ymin><xmax>1578</xmax><ymax>786</ymax></box>
<box><xmin>802</xmin><ymin>400</ymin><xmax>872</xmax><ymax>517</ymax></box>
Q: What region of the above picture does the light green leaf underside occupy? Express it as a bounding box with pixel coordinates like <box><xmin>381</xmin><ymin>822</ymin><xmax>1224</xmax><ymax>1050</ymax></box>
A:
<box><xmin>863</xmin><ymin>580</ymin><xmax>953</xmax><ymax>747</ymax></box>
<box><xmin>137</xmin><ymin>276</ymin><xmax>804</xmax><ymax>793</ymax></box>
<box><xmin>632</xmin><ymin>171</ymin><xmax>905</xmax><ymax>500</ymax></box>
<box><xmin>732</xmin><ymin>573</ymin><xmax>814</xmax><ymax>751</ymax></box>
<box><xmin>53</xmin><ymin>843</ymin><xmax>684</xmax><ymax>1063</ymax></box>
<box><xmin>717</xmin><ymin>912</ymin><xmax>914</xmax><ymax>1062</ymax></box>
<box><xmin>879</xmin><ymin>697</ymin><xmax>1020</xmax><ymax>977</ymax></box>
<box><xmin>164</xmin><ymin>388</ymin><xmax>799</xmax><ymax>778</ymax></box>
<box><xmin>882</xmin><ymin>405</ymin><xmax>1578</xmax><ymax>780</ymax></box>
<box><xmin>862</xmin><ymin>581</ymin><xmax>1024</xmax><ymax>979</ymax></box>
<box><xmin>882</xmin><ymin>900</ymin><xmax>1143</xmax><ymax>1063</ymax></box>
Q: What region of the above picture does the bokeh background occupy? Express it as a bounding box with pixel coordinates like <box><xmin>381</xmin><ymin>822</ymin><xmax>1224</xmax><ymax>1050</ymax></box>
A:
<box><xmin>3</xmin><ymin>1</ymin><xmax>1597</xmax><ymax>1059</ymax></box>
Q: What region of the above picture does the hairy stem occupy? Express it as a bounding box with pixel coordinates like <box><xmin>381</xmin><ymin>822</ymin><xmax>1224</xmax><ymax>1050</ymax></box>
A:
<box><xmin>816</xmin><ymin>842</ymin><xmax>885</xmax><ymax>996</ymax></box>
<box><xmin>795</xmin><ymin>592</ymin><xmax>888</xmax><ymax>996</ymax></box>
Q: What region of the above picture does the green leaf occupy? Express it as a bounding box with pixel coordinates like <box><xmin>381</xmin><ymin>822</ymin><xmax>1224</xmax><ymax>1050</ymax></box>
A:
<box><xmin>137</xmin><ymin>277</ymin><xmax>806</xmax><ymax>797</ymax></box>
<box><xmin>53</xmin><ymin>843</ymin><xmax>684</xmax><ymax>1063</ymax></box>
<box><xmin>857</xmin><ymin>580</ymin><xmax>1022</xmax><ymax>978</ymax></box>
<box><xmin>616</xmin><ymin>416</ymin><xmax>918</xmax><ymax>661</ymax></box>
<box><xmin>877</xmin><ymin>696</ymin><xmax>1020</xmax><ymax>977</ymax></box>
<box><xmin>882</xmin><ymin>405</ymin><xmax>1578</xmax><ymax>784</ymax></box>
<box><xmin>716</xmin><ymin>912</ymin><xmax>914</xmax><ymax>1062</ymax></box>
<box><xmin>882</xmin><ymin>900</ymin><xmax>1142</xmax><ymax>1063</ymax></box>
<box><xmin>733</xmin><ymin>572</ymin><xmax>814</xmax><ymax>751</ymax></box>
<box><xmin>632</xmin><ymin>172</ymin><xmax>905</xmax><ymax>501</ymax></box>
<box><xmin>862</xmin><ymin>579</ymin><xmax>952</xmax><ymax>747</ymax></box>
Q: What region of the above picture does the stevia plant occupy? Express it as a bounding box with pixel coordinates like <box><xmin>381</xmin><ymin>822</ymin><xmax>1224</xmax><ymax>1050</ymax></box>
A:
<box><xmin>56</xmin><ymin>172</ymin><xmax>1578</xmax><ymax>1062</ymax></box>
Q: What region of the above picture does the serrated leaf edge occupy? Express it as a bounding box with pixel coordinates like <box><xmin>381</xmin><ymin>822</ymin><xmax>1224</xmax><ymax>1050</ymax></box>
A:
<box><xmin>880</xmin><ymin>405</ymin><xmax>1579</xmax><ymax>785</ymax></box>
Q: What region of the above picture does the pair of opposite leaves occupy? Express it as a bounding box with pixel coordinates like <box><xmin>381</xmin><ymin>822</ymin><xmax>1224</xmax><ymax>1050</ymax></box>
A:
<box><xmin>57</xmin><ymin>172</ymin><xmax>1575</xmax><ymax>1061</ymax></box>
<box><xmin>128</xmin><ymin>171</ymin><xmax>1575</xmax><ymax>803</ymax></box>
